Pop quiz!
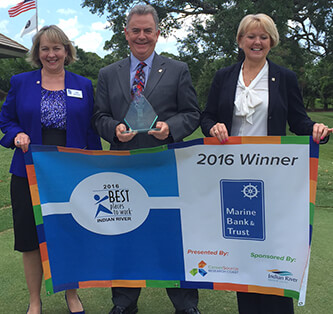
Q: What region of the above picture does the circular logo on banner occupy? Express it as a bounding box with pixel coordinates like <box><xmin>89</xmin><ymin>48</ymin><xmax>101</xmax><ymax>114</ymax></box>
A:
<box><xmin>69</xmin><ymin>172</ymin><xmax>150</xmax><ymax>235</ymax></box>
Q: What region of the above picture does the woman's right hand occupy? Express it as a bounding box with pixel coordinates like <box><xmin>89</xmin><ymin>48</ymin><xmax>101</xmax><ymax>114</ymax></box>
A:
<box><xmin>210</xmin><ymin>123</ymin><xmax>229</xmax><ymax>143</ymax></box>
<box><xmin>14</xmin><ymin>132</ymin><xmax>30</xmax><ymax>153</ymax></box>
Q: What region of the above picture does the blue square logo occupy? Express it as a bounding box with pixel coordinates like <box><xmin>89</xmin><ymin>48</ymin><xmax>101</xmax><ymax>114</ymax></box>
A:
<box><xmin>220</xmin><ymin>180</ymin><xmax>265</xmax><ymax>241</ymax></box>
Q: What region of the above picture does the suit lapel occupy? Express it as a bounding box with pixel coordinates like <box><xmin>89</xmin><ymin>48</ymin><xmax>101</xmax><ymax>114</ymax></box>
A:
<box><xmin>224</xmin><ymin>62</ymin><xmax>241</xmax><ymax>123</ymax></box>
<box><xmin>29</xmin><ymin>70</ymin><xmax>42</xmax><ymax>143</ymax></box>
<box><xmin>268</xmin><ymin>60</ymin><xmax>280</xmax><ymax>116</ymax></box>
<box><xmin>228</xmin><ymin>62</ymin><xmax>241</xmax><ymax>105</ymax></box>
<box><xmin>144</xmin><ymin>54</ymin><xmax>166</xmax><ymax>98</ymax></box>
<box><xmin>117</xmin><ymin>57</ymin><xmax>132</xmax><ymax>104</ymax></box>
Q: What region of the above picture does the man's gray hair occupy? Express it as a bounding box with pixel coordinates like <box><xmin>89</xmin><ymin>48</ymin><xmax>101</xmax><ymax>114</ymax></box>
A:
<box><xmin>126</xmin><ymin>4</ymin><xmax>159</xmax><ymax>30</ymax></box>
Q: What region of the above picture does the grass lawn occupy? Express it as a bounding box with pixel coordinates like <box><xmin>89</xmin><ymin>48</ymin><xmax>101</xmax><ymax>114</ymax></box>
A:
<box><xmin>0</xmin><ymin>112</ymin><xmax>332</xmax><ymax>313</ymax></box>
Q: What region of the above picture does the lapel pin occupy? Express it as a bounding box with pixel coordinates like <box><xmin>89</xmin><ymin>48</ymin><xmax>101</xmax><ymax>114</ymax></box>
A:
<box><xmin>36</xmin><ymin>80</ymin><xmax>40</xmax><ymax>84</ymax></box>
<box><xmin>158</xmin><ymin>69</ymin><xmax>163</xmax><ymax>73</ymax></box>
<box><xmin>272</xmin><ymin>77</ymin><xmax>275</xmax><ymax>82</ymax></box>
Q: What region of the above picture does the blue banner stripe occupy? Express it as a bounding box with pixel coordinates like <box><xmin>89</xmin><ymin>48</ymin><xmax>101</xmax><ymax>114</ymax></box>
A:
<box><xmin>168</xmin><ymin>138</ymin><xmax>204</xmax><ymax>149</ymax></box>
<box><xmin>309</xmin><ymin>138</ymin><xmax>319</xmax><ymax>158</ymax></box>
<box><xmin>36</xmin><ymin>224</ymin><xmax>46</xmax><ymax>244</ymax></box>
<box><xmin>180</xmin><ymin>281</ymin><xmax>214</xmax><ymax>289</ymax></box>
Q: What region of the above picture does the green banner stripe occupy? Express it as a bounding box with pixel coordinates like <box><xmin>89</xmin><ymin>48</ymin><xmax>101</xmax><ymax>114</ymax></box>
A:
<box><xmin>45</xmin><ymin>278</ymin><xmax>54</xmax><ymax>296</ymax></box>
<box><xmin>310</xmin><ymin>203</ymin><xmax>315</xmax><ymax>225</ymax></box>
<box><xmin>281</xmin><ymin>136</ymin><xmax>309</xmax><ymax>144</ymax></box>
<box><xmin>33</xmin><ymin>204</ymin><xmax>43</xmax><ymax>225</ymax></box>
<box><xmin>130</xmin><ymin>145</ymin><xmax>168</xmax><ymax>155</ymax></box>
<box><xmin>146</xmin><ymin>280</ymin><xmax>180</xmax><ymax>288</ymax></box>
<box><xmin>284</xmin><ymin>289</ymin><xmax>299</xmax><ymax>299</ymax></box>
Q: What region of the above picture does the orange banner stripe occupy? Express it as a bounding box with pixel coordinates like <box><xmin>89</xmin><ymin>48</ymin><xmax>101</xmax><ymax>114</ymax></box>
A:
<box><xmin>309</xmin><ymin>180</ymin><xmax>317</xmax><ymax>204</ymax></box>
<box><xmin>241</xmin><ymin>136</ymin><xmax>281</xmax><ymax>144</ymax></box>
<box><xmin>309</xmin><ymin>158</ymin><xmax>319</xmax><ymax>182</ymax></box>
<box><xmin>29</xmin><ymin>184</ymin><xmax>40</xmax><ymax>206</ymax></box>
<box><xmin>248</xmin><ymin>285</ymin><xmax>285</xmax><ymax>296</ymax></box>
<box><xmin>203</xmin><ymin>137</ymin><xmax>222</xmax><ymax>145</ymax></box>
<box><xmin>79</xmin><ymin>281</ymin><xmax>113</xmax><ymax>288</ymax></box>
<box><xmin>213</xmin><ymin>283</ymin><xmax>248</xmax><ymax>292</ymax></box>
<box><xmin>57</xmin><ymin>147</ymin><xmax>131</xmax><ymax>156</ymax></box>
<box><xmin>111</xmin><ymin>280</ymin><xmax>146</xmax><ymax>288</ymax></box>
<box><xmin>39</xmin><ymin>242</ymin><xmax>49</xmax><ymax>262</ymax></box>
<box><xmin>42</xmin><ymin>260</ymin><xmax>51</xmax><ymax>280</ymax></box>
<box><xmin>26</xmin><ymin>164</ymin><xmax>37</xmax><ymax>185</ymax></box>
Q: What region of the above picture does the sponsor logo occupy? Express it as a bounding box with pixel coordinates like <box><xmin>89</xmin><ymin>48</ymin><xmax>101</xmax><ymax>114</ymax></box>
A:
<box><xmin>190</xmin><ymin>260</ymin><xmax>207</xmax><ymax>277</ymax></box>
<box><xmin>190</xmin><ymin>260</ymin><xmax>239</xmax><ymax>277</ymax></box>
<box><xmin>220</xmin><ymin>179</ymin><xmax>265</xmax><ymax>241</ymax></box>
<box><xmin>267</xmin><ymin>269</ymin><xmax>298</xmax><ymax>283</ymax></box>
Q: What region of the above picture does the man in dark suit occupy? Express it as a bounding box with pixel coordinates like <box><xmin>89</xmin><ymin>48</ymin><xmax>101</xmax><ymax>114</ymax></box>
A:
<box><xmin>92</xmin><ymin>4</ymin><xmax>201</xmax><ymax>314</ymax></box>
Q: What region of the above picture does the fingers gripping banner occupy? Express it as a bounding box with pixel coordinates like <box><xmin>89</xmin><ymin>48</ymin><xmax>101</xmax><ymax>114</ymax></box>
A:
<box><xmin>25</xmin><ymin>136</ymin><xmax>319</xmax><ymax>302</ymax></box>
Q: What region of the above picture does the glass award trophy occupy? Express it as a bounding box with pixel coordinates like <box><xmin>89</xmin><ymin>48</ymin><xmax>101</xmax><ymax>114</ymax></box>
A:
<box><xmin>123</xmin><ymin>93</ymin><xmax>159</xmax><ymax>133</ymax></box>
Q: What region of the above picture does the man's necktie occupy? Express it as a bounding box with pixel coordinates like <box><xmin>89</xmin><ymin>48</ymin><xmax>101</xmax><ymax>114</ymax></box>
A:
<box><xmin>131</xmin><ymin>62</ymin><xmax>147</xmax><ymax>97</ymax></box>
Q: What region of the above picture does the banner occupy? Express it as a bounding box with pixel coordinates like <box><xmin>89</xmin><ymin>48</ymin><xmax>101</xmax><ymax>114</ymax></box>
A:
<box><xmin>25</xmin><ymin>136</ymin><xmax>319</xmax><ymax>301</ymax></box>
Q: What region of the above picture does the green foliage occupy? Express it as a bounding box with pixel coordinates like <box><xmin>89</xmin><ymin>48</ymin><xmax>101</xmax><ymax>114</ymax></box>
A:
<box><xmin>81</xmin><ymin>0</ymin><xmax>332</xmax><ymax>59</ymax></box>
<box><xmin>0</xmin><ymin>58</ymin><xmax>34</xmax><ymax>92</ymax></box>
<box><xmin>0</xmin><ymin>48</ymin><xmax>121</xmax><ymax>93</ymax></box>
<box><xmin>66</xmin><ymin>47</ymin><xmax>125</xmax><ymax>89</ymax></box>
<box><xmin>67</xmin><ymin>47</ymin><xmax>103</xmax><ymax>81</ymax></box>
<box><xmin>81</xmin><ymin>0</ymin><xmax>332</xmax><ymax>110</ymax></box>
<box><xmin>302</xmin><ymin>56</ymin><xmax>333</xmax><ymax>110</ymax></box>
<box><xmin>194</xmin><ymin>58</ymin><xmax>233</xmax><ymax>110</ymax></box>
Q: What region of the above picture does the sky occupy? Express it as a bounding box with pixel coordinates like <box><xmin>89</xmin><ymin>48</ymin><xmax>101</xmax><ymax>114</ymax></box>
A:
<box><xmin>0</xmin><ymin>0</ymin><xmax>180</xmax><ymax>57</ymax></box>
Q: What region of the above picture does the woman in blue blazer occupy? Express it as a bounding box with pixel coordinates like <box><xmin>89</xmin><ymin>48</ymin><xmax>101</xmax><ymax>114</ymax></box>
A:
<box><xmin>201</xmin><ymin>14</ymin><xmax>331</xmax><ymax>314</ymax></box>
<box><xmin>0</xmin><ymin>25</ymin><xmax>101</xmax><ymax>314</ymax></box>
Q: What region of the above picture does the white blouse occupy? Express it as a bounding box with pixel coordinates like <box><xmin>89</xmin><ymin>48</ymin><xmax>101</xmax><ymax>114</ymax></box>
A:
<box><xmin>231</xmin><ymin>61</ymin><xmax>269</xmax><ymax>136</ymax></box>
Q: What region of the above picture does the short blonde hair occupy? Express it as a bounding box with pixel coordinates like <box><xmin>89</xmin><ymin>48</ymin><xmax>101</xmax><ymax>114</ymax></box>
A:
<box><xmin>28</xmin><ymin>25</ymin><xmax>77</xmax><ymax>67</ymax></box>
<box><xmin>236</xmin><ymin>14</ymin><xmax>279</xmax><ymax>48</ymax></box>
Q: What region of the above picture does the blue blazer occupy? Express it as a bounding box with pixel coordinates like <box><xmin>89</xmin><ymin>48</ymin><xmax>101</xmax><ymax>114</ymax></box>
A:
<box><xmin>201</xmin><ymin>59</ymin><xmax>315</xmax><ymax>137</ymax></box>
<box><xmin>0</xmin><ymin>69</ymin><xmax>102</xmax><ymax>177</ymax></box>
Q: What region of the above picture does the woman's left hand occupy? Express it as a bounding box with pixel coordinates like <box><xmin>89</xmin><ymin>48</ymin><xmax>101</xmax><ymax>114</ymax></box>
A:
<box><xmin>312</xmin><ymin>123</ymin><xmax>333</xmax><ymax>143</ymax></box>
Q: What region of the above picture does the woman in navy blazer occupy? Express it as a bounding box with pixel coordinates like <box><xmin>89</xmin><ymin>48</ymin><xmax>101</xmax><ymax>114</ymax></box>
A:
<box><xmin>201</xmin><ymin>14</ymin><xmax>331</xmax><ymax>314</ymax></box>
<box><xmin>0</xmin><ymin>25</ymin><xmax>101</xmax><ymax>314</ymax></box>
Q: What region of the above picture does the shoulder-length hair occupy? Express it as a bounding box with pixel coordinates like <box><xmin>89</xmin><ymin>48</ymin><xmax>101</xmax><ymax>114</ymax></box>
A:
<box><xmin>236</xmin><ymin>14</ymin><xmax>280</xmax><ymax>48</ymax></box>
<box><xmin>28</xmin><ymin>25</ymin><xmax>77</xmax><ymax>67</ymax></box>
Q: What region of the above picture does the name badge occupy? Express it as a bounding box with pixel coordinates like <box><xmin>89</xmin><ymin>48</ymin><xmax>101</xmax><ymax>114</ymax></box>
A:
<box><xmin>67</xmin><ymin>89</ymin><xmax>83</xmax><ymax>98</ymax></box>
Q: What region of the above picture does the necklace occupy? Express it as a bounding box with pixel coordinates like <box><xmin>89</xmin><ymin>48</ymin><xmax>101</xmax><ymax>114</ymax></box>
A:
<box><xmin>242</xmin><ymin>66</ymin><xmax>256</xmax><ymax>84</ymax></box>
<box><xmin>242</xmin><ymin>63</ymin><xmax>264</xmax><ymax>84</ymax></box>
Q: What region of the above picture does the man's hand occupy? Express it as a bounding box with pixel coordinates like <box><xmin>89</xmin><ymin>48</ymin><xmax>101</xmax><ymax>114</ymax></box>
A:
<box><xmin>148</xmin><ymin>121</ymin><xmax>169</xmax><ymax>140</ymax></box>
<box><xmin>115</xmin><ymin>123</ymin><xmax>138</xmax><ymax>142</ymax></box>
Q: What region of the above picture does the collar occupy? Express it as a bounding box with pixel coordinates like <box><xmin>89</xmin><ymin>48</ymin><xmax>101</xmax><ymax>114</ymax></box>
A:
<box><xmin>130</xmin><ymin>52</ymin><xmax>155</xmax><ymax>71</ymax></box>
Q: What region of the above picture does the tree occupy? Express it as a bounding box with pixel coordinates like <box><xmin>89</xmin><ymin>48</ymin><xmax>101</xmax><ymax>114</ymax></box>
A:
<box><xmin>317</xmin><ymin>56</ymin><xmax>333</xmax><ymax>110</ymax></box>
<box><xmin>67</xmin><ymin>47</ymin><xmax>120</xmax><ymax>88</ymax></box>
<box><xmin>81</xmin><ymin>0</ymin><xmax>332</xmax><ymax>59</ymax></box>
<box><xmin>0</xmin><ymin>58</ymin><xmax>33</xmax><ymax>92</ymax></box>
<box><xmin>0</xmin><ymin>48</ymin><xmax>120</xmax><ymax>94</ymax></box>
<box><xmin>81</xmin><ymin>0</ymin><xmax>332</xmax><ymax>109</ymax></box>
<box><xmin>67</xmin><ymin>47</ymin><xmax>104</xmax><ymax>87</ymax></box>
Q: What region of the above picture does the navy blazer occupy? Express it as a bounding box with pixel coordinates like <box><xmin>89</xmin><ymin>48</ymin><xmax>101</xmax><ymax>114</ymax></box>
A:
<box><xmin>0</xmin><ymin>69</ymin><xmax>102</xmax><ymax>177</ymax></box>
<box><xmin>93</xmin><ymin>53</ymin><xmax>200</xmax><ymax>150</ymax></box>
<box><xmin>201</xmin><ymin>59</ymin><xmax>314</xmax><ymax>137</ymax></box>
